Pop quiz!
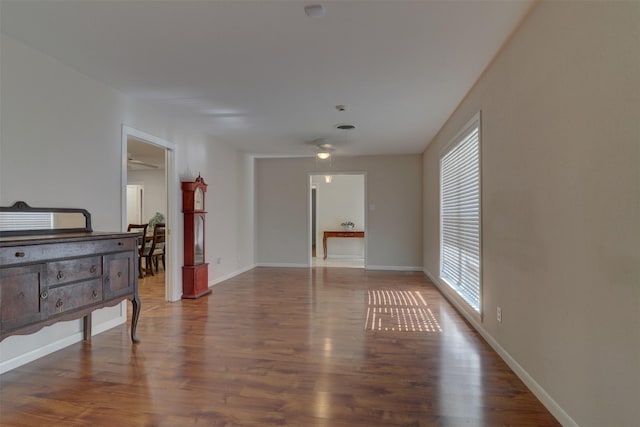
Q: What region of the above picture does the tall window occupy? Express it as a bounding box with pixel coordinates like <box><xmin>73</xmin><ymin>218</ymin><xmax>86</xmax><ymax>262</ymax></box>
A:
<box><xmin>440</xmin><ymin>114</ymin><xmax>481</xmax><ymax>312</ymax></box>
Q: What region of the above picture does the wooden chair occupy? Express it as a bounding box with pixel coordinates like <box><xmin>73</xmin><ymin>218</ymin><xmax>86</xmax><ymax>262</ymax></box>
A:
<box><xmin>127</xmin><ymin>223</ymin><xmax>148</xmax><ymax>278</ymax></box>
<box><xmin>144</xmin><ymin>223</ymin><xmax>166</xmax><ymax>275</ymax></box>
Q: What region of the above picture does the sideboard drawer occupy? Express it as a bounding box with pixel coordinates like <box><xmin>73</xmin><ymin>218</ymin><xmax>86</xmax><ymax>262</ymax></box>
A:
<box><xmin>0</xmin><ymin>238</ymin><xmax>135</xmax><ymax>266</ymax></box>
<box><xmin>47</xmin><ymin>256</ymin><xmax>102</xmax><ymax>285</ymax></box>
<box><xmin>48</xmin><ymin>278</ymin><xmax>103</xmax><ymax>316</ymax></box>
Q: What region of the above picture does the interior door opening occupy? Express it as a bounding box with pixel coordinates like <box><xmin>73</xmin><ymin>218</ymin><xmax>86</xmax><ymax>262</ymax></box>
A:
<box><xmin>126</xmin><ymin>137</ymin><xmax>167</xmax><ymax>298</ymax></box>
<box><xmin>122</xmin><ymin>126</ymin><xmax>177</xmax><ymax>301</ymax></box>
<box><xmin>309</xmin><ymin>173</ymin><xmax>366</xmax><ymax>268</ymax></box>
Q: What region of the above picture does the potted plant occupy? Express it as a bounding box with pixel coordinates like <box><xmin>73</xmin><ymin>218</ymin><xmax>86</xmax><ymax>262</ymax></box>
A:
<box><xmin>148</xmin><ymin>212</ymin><xmax>165</xmax><ymax>231</ymax></box>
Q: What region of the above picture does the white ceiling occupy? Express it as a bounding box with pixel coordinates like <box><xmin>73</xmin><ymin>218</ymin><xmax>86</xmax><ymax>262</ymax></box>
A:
<box><xmin>0</xmin><ymin>0</ymin><xmax>533</xmax><ymax>158</ymax></box>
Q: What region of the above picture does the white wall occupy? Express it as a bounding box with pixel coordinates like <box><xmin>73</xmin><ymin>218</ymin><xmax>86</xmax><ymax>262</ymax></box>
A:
<box><xmin>422</xmin><ymin>2</ymin><xmax>640</xmax><ymax>426</ymax></box>
<box><xmin>0</xmin><ymin>34</ymin><xmax>255</xmax><ymax>371</ymax></box>
<box><xmin>236</xmin><ymin>154</ymin><xmax>256</xmax><ymax>270</ymax></box>
<box><xmin>312</xmin><ymin>174</ymin><xmax>365</xmax><ymax>259</ymax></box>
<box><xmin>257</xmin><ymin>155</ymin><xmax>422</xmax><ymax>269</ymax></box>
<box><xmin>203</xmin><ymin>140</ymin><xmax>256</xmax><ymax>282</ymax></box>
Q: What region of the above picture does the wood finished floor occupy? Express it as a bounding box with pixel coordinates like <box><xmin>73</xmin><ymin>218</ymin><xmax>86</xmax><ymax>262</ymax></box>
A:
<box><xmin>0</xmin><ymin>268</ymin><xmax>560</xmax><ymax>426</ymax></box>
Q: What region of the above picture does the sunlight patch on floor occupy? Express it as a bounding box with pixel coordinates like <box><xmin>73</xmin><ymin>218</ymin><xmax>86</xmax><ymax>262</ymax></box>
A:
<box><xmin>365</xmin><ymin>290</ymin><xmax>442</xmax><ymax>332</ymax></box>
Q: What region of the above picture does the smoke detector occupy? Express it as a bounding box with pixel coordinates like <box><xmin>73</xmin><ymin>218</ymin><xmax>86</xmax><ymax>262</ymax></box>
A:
<box><xmin>304</xmin><ymin>4</ymin><xmax>325</xmax><ymax>18</ymax></box>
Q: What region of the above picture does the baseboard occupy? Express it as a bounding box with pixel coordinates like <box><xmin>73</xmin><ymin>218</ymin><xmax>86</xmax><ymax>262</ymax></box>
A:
<box><xmin>209</xmin><ymin>264</ymin><xmax>256</xmax><ymax>287</ymax></box>
<box><xmin>0</xmin><ymin>332</ymin><xmax>84</xmax><ymax>374</ymax></box>
<box><xmin>255</xmin><ymin>262</ymin><xmax>309</xmax><ymax>268</ymax></box>
<box><xmin>91</xmin><ymin>312</ymin><xmax>127</xmax><ymax>336</ymax></box>
<box><xmin>0</xmin><ymin>309</ymin><xmax>127</xmax><ymax>374</ymax></box>
<box><xmin>422</xmin><ymin>268</ymin><xmax>578</xmax><ymax>427</ymax></box>
<box><xmin>366</xmin><ymin>265</ymin><xmax>423</xmax><ymax>272</ymax></box>
<box><xmin>324</xmin><ymin>255</ymin><xmax>365</xmax><ymax>260</ymax></box>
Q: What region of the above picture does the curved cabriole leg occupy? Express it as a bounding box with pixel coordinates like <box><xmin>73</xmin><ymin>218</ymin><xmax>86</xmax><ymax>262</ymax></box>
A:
<box><xmin>130</xmin><ymin>293</ymin><xmax>141</xmax><ymax>343</ymax></box>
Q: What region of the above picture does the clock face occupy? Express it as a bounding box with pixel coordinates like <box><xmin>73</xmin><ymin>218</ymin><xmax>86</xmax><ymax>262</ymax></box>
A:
<box><xmin>195</xmin><ymin>188</ymin><xmax>204</xmax><ymax>210</ymax></box>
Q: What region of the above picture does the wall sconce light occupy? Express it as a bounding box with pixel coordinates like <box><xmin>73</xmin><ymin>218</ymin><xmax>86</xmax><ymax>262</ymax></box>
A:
<box><xmin>325</xmin><ymin>175</ymin><xmax>332</xmax><ymax>183</ymax></box>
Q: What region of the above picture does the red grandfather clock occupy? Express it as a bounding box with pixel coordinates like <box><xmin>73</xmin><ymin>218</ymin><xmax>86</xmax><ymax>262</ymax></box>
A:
<box><xmin>181</xmin><ymin>175</ymin><xmax>211</xmax><ymax>299</ymax></box>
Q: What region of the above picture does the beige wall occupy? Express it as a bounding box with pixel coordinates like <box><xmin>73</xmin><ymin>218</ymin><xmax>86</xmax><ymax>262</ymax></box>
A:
<box><xmin>257</xmin><ymin>155</ymin><xmax>422</xmax><ymax>269</ymax></box>
<box><xmin>423</xmin><ymin>2</ymin><xmax>640</xmax><ymax>426</ymax></box>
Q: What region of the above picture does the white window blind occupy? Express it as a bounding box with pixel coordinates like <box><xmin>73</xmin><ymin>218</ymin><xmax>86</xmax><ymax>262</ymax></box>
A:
<box><xmin>440</xmin><ymin>116</ymin><xmax>481</xmax><ymax>312</ymax></box>
<box><xmin>0</xmin><ymin>212</ymin><xmax>53</xmax><ymax>231</ymax></box>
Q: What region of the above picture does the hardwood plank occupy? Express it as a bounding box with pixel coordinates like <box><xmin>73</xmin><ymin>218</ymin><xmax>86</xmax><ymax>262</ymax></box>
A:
<box><xmin>0</xmin><ymin>267</ymin><xmax>560</xmax><ymax>426</ymax></box>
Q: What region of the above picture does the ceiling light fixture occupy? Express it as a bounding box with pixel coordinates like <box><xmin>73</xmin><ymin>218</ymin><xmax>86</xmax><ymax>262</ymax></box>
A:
<box><xmin>304</xmin><ymin>4</ymin><xmax>325</xmax><ymax>18</ymax></box>
<box><xmin>316</xmin><ymin>151</ymin><xmax>331</xmax><ymax>160</ymax></box>
<box><xmin>314</xmin><ymin>138</ymin><xmax>333</xmax><ymax>160</ymax></box>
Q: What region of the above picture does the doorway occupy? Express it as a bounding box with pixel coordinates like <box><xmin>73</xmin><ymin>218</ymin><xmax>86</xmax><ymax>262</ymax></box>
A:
<box><xmin>121</xmin><ymin>126</ymin><xmax>178</xmax><ymax>301</ymax></box>
<box><xmin>126</xmin><ymin>184</ymin><xmax>144</xmax><ymax>225</ymax></box>
<box><xmin>311</xmin><ymin>186</ymin><xmax>317</xmax><ymax>257</ymax></box>
<box><xmin>309</xmin><ymin>173</ymin><xmax>366</xmax><ymax>268</ymax></box>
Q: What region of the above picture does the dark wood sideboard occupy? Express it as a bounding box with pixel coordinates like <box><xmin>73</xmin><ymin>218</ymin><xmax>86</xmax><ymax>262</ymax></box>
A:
<box><xmin>0</xmin><ymin>232</ymin><xmax>141</xmax><ymax>343</ymax></box>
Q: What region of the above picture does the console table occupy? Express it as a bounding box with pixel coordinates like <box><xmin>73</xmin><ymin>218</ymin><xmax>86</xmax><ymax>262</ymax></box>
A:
<box><xmin>0</xmin><ymin>232</ymin><xmax>141</xmax><ymax>343</ymax></box>
<box><xmin>323</xmin><ymin>230</ymin><xmax>365</xmax><ymax>259</ymax></box>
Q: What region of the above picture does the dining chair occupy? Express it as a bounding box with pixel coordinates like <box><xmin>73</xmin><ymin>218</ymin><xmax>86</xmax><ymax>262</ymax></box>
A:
<box><xmin>144</xmin><ymin>223</ymin><xmax>166</xmax><ymax>276</ymax></box>
<box><xmin>127</xmin><ymin>223</ymin><xmax>149</xmax><ymax>278</ymax></box>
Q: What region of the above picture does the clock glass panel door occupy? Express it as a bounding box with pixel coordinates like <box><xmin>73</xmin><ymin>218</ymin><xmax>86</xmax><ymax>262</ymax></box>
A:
<box><xmin>194</xmin><ymin>215</ymin><xmax>204</xmax><ymax>264</ymax></box>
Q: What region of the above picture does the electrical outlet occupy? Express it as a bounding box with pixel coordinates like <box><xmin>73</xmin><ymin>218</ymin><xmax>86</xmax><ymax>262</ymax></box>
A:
<box><xmin>497</xmin><ymin>306</ymin><xmax>502</xmax><ymax>323</ymax></box>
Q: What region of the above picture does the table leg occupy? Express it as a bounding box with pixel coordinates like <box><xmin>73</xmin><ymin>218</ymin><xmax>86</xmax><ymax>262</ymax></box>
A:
<box><xmin>83</xmin><ymin>314</ymin><xmax>92</xmax><ymax>341</ymax></box>
<box><xmin>130</xmin><ymin>293</ymin><xmax>141</xmax><ymax>343</ymax></box>
<box><xmin>323</xmin><ymin>235</ymin><xmax>328</xmax><ymax>260</ymax></box>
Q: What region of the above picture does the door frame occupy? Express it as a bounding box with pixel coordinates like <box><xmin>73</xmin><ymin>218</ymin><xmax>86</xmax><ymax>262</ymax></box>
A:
<box><xmin>121</xmin><ymin>125</ymin><xmax>180</xmax><ymax>301</ymax></box>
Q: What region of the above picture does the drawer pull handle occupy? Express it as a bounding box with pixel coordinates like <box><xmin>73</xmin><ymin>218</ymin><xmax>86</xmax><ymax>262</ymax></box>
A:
<box><xmin>15</xmin><ymin>251</ymin><xmax>25</xmax><ymax>258</ymax></box>
<box><xmin>90</xmin><ymin>265</ymin><xmax>97</xmax><ymax>274</ymax></box>
<box><xmin>57</xmin><ymin>271</ymin><xmax>64</xmax><ymax>280</ymax></box>
<box><xmin>117</xmin><ymin>272</ymin><xmax>122</xmax><ymax>278</ymax></box>
<box><xmin>55</xmin><ymin>299</ymin><xmax>63</xmax><ymax>309</ymax></box>
<box><xmin>40</xmin><ymin>290</ymin><xmax>48</xmax><ymax>300</ymax></box>
<box><xmin>118</xmin><ymin>242</ymin><xmax>124</xmax><ymax>246</ymax></box>
<box><xmin>92</xmin><ymin>290</ymin><xmax>98</xmax><ymax>299</ymax></box>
